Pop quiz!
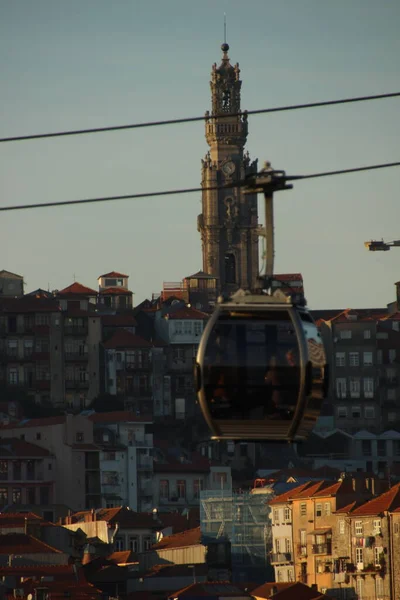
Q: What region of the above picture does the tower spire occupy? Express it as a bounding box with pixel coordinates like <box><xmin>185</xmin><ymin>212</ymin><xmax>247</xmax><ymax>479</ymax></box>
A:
<box><xmin>224</xmin><ymin>13</ymin><xmax>227</xmax><ymax>44</ymax></box>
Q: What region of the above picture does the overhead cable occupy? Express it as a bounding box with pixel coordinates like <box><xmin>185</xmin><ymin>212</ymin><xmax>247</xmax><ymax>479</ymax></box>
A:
<box><xmin>1</xmin><ymin>92</ymin><xmax>400</xmax><ymax>143</ymax></box>
<box><xmin>1</xmin><ymin>161</ymin><xmax>399</xmax><ymax>213</ymax></box>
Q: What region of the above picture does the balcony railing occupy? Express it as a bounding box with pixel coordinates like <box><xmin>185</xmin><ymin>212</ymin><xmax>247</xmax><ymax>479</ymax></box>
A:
<box><xmin>270</xmin><ymin>552</ymin><xmax>293</xmax><ymax>564</ymax></box>
<box><xmin>102</xmin><ymin>484</ymin><xmax>122</xmax><ymax>495</ymax></box>
<box><xmin>312</xmin><ymin>543</ymin><xmax>332</xmax><ymax>555</ymax></box>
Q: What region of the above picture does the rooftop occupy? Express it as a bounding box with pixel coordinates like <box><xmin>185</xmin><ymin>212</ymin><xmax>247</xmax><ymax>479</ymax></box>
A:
<box><xmin>58</xmin><ymin>282</ymin><xmax>98</xmax><ymax>296</ymax></box>
<box><xmin>99</xmin><ymin>271</ymin><xmax>129</xmax><ymax>278</ymax></box>
<box><xmin>151</xmin><ymin>526</ymin><xmax>201</xmax><ymax>550</ymax></box>
<box><xmin>352</xmin><ymin>482</ymin><xmax>400</xmax><ymax>516</ymax></box>
<box><xmin>103</xmin><ymin>329</ymin><xmax>153</xmax><ymax>349</ymax></box>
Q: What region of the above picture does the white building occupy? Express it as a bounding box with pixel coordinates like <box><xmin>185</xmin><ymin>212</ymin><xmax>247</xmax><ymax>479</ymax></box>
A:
<box><xmin>269</xmin><ymin>495</ymin><xmax>295</xmax><ymax>583</ymax></box>
<box><xmin>87</xmin><ymin>411</ymin><xmax>154</xmax><ymax>512</ymax></box>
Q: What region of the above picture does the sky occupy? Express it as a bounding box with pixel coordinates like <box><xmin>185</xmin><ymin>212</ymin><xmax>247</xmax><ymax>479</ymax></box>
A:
<box><xmin>1</xmin><ymin>0</ymin><xmax>399</xmax><ymax>310</ymax></box>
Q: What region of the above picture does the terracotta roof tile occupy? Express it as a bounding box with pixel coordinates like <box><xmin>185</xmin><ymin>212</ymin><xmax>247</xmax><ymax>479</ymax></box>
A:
<box><xmin>88</xmin><ymin>411</ymin><xmax>153</xmax><ymax>424</ymax></box>
<box><xmin>99</xmin><ymin>287</ymin><xmax>132</xmax><ymax>295</ymax></box>
<box><xmin>252</xmin><ymin>581</ymin><xmax>331</xmax><ymax>599</ymax></box>
<box><xmin>0</xmin><ymin>415</ymin><xmax>66</xmax><ymax>430</ymax></box>
<box><xmin>99</xmin><ymin>271</ymin><xmax>129</xmax><ymax>278</ymax></box>
<box><xmin>144</xmin><ymin>563</ymin><xmax>208</xmax><ymax>579</ymax></box>
<box><xmin>152</xmin><ymin>526</ymin><xmax>201</xmax><ymax>550</ymax></box>
<box><xmin>0</xmin><ymin>512</ymin><xmax>42</xmax><ymax>527</ymax></box>
<box><xmin>0</xmin><ymin>438</ymin><xmax>51</xmax><ymax>457</ymax></box>
<box><xmin>107</xmin><ymin>550</ymin><xmax>137</xmax><ymax>564</ymax></box>
<box><xmin>0</xmin><ymin>533</ymin><xmax>62</xmax><ymax>554</ymax></box>
<box><xmin>103</xmin><ymin>329</ymin><xmax>153</xmax><ymax>349</ymax></box>
<box><xmin>58</xmin><ymin>282</ymin><xmax>97</xmax><ymax>296</ymax></box>
<box><xmin>335</xmin><ymin>501</ymin><xmax>358</xmax><ymax>514</ymax></box>
<box><xmin>269</xmin><ymin>482</ymin><xmax>316</xmax><ymax>505</ymax></box>
<box><xmin>168</xmin><ymin>581</ymin><xmax>252</xmax><ymax>599</ymax></box>
<box><xmin>352</xmin><ymin>483</ymin><xmax>400</xmax><ymax>516</ymax></box>
<box><xmin>0</xmin><ymin>295</ymin><xmax>61</xmax><ymax>313</ymax></box>
<box><xmin>71</xmin><ymin>506</ymin><xmax>156</xmax><ymax>529</ymax></box>
<box><xmin>167</xmin><ymin>307</ymin><xmax>209</xmax><ymax>320</ymax></box>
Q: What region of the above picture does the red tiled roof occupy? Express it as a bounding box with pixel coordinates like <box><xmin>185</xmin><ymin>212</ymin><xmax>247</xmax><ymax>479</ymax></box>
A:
<box><xmin>0</xmin><ymin>295</ymin><xmax>61</xmax><ymax>313</ymax></box>
<box><xmin>58</xmin><ymin>282</ymin><xmax>97</xmax><ymax>296</ymax></box>
<box><xmin>0</xmin><ymin>533</ymin><xmax>62</xmax><ymax>554</ymax></box>
<box><xmin>352</xmin><ymin>483</ymin><xmax>400</xmax><ymax>516</ymax></box>
<box><xmin>167</xmin><ymin>307</ymin><xmax>209</xmax><ymax>320</ymax></box>
<box><xmin>99</xmin><ymin>271</ymin><xmax>129</xmax><ymax>278</ymax></box>
<box><xmin>88</xmin><ymin>411</ymin><xmax>153</xmax><ymax>424</ymax></box>
<box><xmin>273</xmin><ymin>273</ymin><xmax>303</xmax><ymax>281</ymax></box>
<box><xmin>156</xmin><ymin>510</ymin><xmax>200</xmax><ymax>533</ymax></box>
<box><xmin>144</xmin><ymin>563</ymin><xmax>208</xmax><ymax>579</ymax></box>
<box><xmin>99</xmin><ymin>287</ymin><xmax>132</xmax><ymax>295</ymax></box>
<box><xmin>252</xmin><ymin>581</ymin><xmax>331</xmax><ymax>599</ymax></box>
<box><xmin>0</xmin><ymin>512</ymin><xmax>42</xmax><ymax>527</ymax></box>
<box><xmin>71</xmin><ymin>506</ymin><xmax>157</xmax><ymax>529</ymax></box>
<box><xmin>269</xmin><ymin>482</ymin><xmax>315</xmax><ymax>505</ymax></box>
<box><xmin>168</xmin><ymin>581</ymin><xmax>252</xmax><ymax>599</ymax></box>
<box><xmin>103</xmin><ymin>329</ymin><xmax>153</xmax><ymax>349</ymax></box>
<box><xmin>152</xmin><ymin>526</ymin><xmax>201</xmax><ymax>550</ymax></box>
<box><xmin>0</xmin><ymin>438</ymin><xmax>51</xmax><ymax>457</ymax></box>
<box><xmin>101</xmin><ymin>314</ymin><xmax>137</xmax><ymax>327</ymax></box>
<box><xmin>107</xmin><ymin>550</ymin><xmax>137</xmax><ymax>564</ymax></box>
<box><xmin>335</xmin><ymin>501</ymin><xmax>358</xmax><ymax>514</ymax></box>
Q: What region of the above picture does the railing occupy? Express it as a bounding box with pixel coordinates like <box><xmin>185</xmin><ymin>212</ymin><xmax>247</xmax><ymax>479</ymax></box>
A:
<box><xmin>102</xmin><ymin>484</ymin><xmax>122</xmax><ymax>495</ymax></box>
<box><xmin>312</xmin><ymin>543</ymin><xmax>332</xmax><ymax>555</ymax></box>
<box><xmin>270</xmin><ymin>552</ymin><xmax>293</xmax><ymax>564</ymax></box>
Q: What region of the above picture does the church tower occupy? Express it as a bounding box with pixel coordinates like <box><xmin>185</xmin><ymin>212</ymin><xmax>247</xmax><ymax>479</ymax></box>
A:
<box><xmin>197</xmin><ymin>43</ymin><xmax>259</xmax><ymax>293</ymax></box>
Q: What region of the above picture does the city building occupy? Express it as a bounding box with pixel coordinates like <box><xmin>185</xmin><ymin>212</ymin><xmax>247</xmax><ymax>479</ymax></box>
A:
<box><xmin>98</xmin><ymin>271</ymin><xmax>133</xmax><ymax>311</ymax></box>
<box><xmin>88</xmin><ymin>410</ymin><xmax>154</xmax><ymax>511</ymax></box>
<box><xmin>197</xmin><ymin>43</ymin><xmax>260</xmax><ymax>293</ymax></box>
<box><xmin>0</xmin><ymin>270</ymin><xmax>24</xmax><ymax>297</ymax></box>
<box><xmin>0</xmin><ymin>415</ymin><xmax>101</xmax><ymax>511</ymax></box>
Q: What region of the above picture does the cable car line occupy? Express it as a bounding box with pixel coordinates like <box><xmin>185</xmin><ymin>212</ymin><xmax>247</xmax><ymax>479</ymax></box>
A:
<box><xmin>1</xmin><ymin>160</ymin><xmax>399</xmax><ymax>213</ymax></box>
<box><xmin>1</xmin><ymin>91</ymin><xmax>399</xmax><ymax>143</ymax></box>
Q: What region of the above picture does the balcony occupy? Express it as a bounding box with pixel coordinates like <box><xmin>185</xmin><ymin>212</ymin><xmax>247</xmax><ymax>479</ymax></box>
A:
<box><xmin>312</xmin><ymin>543</ymin><xmax>332</xmax><ymax>555</ymax></box>
<box><xmin>64</xmin><ymin>326</ymin><xmax>88</xmax><ymax>336</ymax></box>
<box><xmin>65</xmin><ymin>353</ymin><xmax>89</xmax><ymax>362</ymax></box>
<box><xmin>333</xmin><ymin>572</ymin><xmax>348</xmax><ymax>583</ymax></box>
<box><xmin>102</xmin><ymin>484</ymin><xmax>122</xmax><ymax>496</ymax></box>
<box><xmin>137</xmin><ymin>456</ymin><xmax>153</xmax><ymax>470</ymax></box>
<box><xmin>270</xmin><ymin>552</ymin><xmax>293</xmax><ymax>564</ymax></box>
<box><xmin>297</xmin><ymin>544</ymin><xmax>307</xmax><ymax>557</ymax></box>
<box><xmin>65</xmin><ymin>380</ymin><xmax>89</xmax><ymax>389</ymax></box>
<box><xmin>159</xmin><ymin>496</ymin><xmax>186</xmax><ymax>505</ymax></box>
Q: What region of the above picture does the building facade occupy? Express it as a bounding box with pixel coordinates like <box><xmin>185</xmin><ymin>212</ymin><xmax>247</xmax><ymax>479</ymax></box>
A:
<box><xmin>197</xmin><ymin>43</ymin><xmax>259</xmax><ymax>293</ymax></box>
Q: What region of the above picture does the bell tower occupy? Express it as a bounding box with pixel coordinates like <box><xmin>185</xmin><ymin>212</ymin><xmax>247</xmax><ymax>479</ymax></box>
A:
<box><xmin>197</xmin><ymin>43</ymin><xmax>259</xmax><ymax>293</ymax></box>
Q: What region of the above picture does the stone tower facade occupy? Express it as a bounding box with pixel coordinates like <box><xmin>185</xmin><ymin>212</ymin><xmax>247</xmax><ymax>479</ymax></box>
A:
<box><xmin>197</xmin><ymin>43</ymin><xmax>259</xmax><ymax>293</ymax></box>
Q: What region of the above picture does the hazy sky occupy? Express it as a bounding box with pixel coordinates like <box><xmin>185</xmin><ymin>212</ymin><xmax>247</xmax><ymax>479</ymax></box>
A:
<box><xmin>1</xmin><ymin>0</ymin><xmax>399</xmax><ymax>309</ymax></box>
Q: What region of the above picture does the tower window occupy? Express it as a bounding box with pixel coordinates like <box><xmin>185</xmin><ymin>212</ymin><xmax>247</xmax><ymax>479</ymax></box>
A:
<box><xmin>225</xmin><ymin>253</ymin><xmax>236</xmax><ymax>284</ymax></box>
<box><xmin>222</xmin><ymin>89</ymin><xmax>231</xmax><ymax>111</ymax></box>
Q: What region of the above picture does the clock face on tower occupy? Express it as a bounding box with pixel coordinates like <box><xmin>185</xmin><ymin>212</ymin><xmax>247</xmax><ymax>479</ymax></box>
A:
<box><xmin>222</xmin><ymin>161</ymin><xmax>236</xmax><ymax>176</ymax></box>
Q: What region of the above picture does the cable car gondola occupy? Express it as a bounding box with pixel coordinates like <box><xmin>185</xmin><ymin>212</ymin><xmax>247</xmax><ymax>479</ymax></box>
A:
<box><xmin>195</xmin><ymin>164</ymin><xmax>329</xmax><ymax>442</ymax></box>
<box><xmin>194</xmin><ymin>289</ymin><xmax>327</xmax><ymax>441</ymax></box>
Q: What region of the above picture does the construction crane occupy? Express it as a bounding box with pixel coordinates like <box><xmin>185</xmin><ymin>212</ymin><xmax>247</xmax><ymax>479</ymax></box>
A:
<box><xmin>364</xmin><ymin>239</ymin><xmax>400</xmax><ymax>251</ymax></box>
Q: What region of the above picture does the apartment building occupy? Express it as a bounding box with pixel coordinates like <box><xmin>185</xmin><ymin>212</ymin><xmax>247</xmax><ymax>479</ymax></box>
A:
<box><xmin>0</xmin><ymin>270</ymin><xmax>24</xmax><ymax>297</ymax></box>
<box><xmin>87</xmin><ymin>410</ymin><xmax>154</xmax><ymax>512</ymax></box>
<box><xmin>97</xmin><ymin>271</ymin><xmax>133</xmax><ymax>311</ymax></box>
<box><xmin>0</xmin><ymin>415</ymin><xmax>101</xmax><ymax>511</ymax></box>
<box><xmin>319</xmin><ymin>308</ymin><xmax>400</xmax><ymax>434</ymax></box>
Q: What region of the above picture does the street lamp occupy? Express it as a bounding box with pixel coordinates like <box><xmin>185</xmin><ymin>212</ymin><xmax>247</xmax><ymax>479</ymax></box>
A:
<box><xmin>364</xmin><ymin>240</ymin><xmax>400</xmax><ymax>251</ymax></box>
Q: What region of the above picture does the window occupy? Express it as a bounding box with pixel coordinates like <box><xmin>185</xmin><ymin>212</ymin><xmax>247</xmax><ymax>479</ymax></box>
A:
<box><xmin>115</xmin><ymin>537</ymin><xmax>124</xmax><ymax>551</ymax></box>
<box><xmin>143</xmin><ymin>536</ymin><xmax>152</xmax><ymax>551</ymax></box>
<box><xmin>8</xmin><ymin>368</ymin><xmax>18</xmax><ymax>385</ymax></box>
<box><xmin>351</xmin><ymin>405</ymin><xmax>361</xmax><ymax>418</ymax></box>
<box><xmin>339</xmin><ymin>520</ymin><xmax>345</xmax><ymax>534</ymax></box>
<box><xmin>388</xmin><ymin>389</ymin><xmax>396</xmax><ymax>401</ymax></box>
<box><xmin>364</xmin><ymin>406</ymin><xmax>375</xmax><ymax>419</ymax></box>
<box><xmin>349</xmin><ymin>352</ymin><xmax>359</xmax><ymax>367</ymax></box>
<box><xmin>177</xmin><ymin>480</ymin><xmax>186</xmax><ymax>499</ymax></box>
<box><xmin>316</xmin><ymin>503</ymin><xmax>322</xmax><ymax>517</ymax></box>
<box><xmin>104</xmin><ymin>452</ymin><xmax>116</xmax><ymax>461</ymax></box>
<box><xmin>284</xmin><ymin>507</ymin><xmax>291</xmax><ymax>521</ymax></box>
<box><xmin>340</xmin><ymin>330</ymin><xmax>352</xmax><ymax>339</ymax></box>
<box><xmin>285</xmin><ymin>538</ymin><xmax>291</xmax><ymax>553</ymax></box>
<box><xmin>7</xmin><ymin>340</ymin><xmax>18</xmax><ymax>357</ymax></box>
<box><xmin>356</xmin><ymin>577</ymin><xmax>364</xmax><ymax>599</ymax></box>
<box><xmin>350</xmin><ymin>377</ymin><xmax>360</xmax><ymax>397</ymax></box>
<box><xmin>363</xmin><ymin>352</ymin><xmax>373</xmax><ymax>366</ymax></box>
<box><xmin>225</xmin><ymin>253</ymin><xmax>236</xmax><ymax>284</ymax></box>
<box><xmin>12</xmin><ymin>488</ymin><xmax>21</xmax><ymax>504</ymax></box>
<box><xmin>374</xmin><ymin>546</ymin><xmax>383</xmax><ymax>566</ymax></box>
<box><xmin>194</xmin><ymin>321</ymin><xmax>202</xmax><ymax>336</ymax></box>
<box><xmin>174</xmin><ymin>321</ymin><xmax>183</xmax><ymax>335</ymax></box>
<box><xmin>275</xmin><ymin>539</ymin><xmax>281</xmax><ymax>553</ymax></box>
<box><xmin>364</xmin><ymin>377</ymin><xmax>374</xmax><ymax>398</ymax></box>
<box><xmin>355</xmin><ymin>521</ymin><xmax>363</xmax><ymax>536</ymax></box>
<box><xmin>159</xmin><ymin>480</ymin><xmax>169</xmax><ymax>499</ymax></box>
<box><xmin>300</xmin><ymin>503</ymin><xmax>307</xmax><ymax>517</ymax></box>
<box><xmin>356</xmin><ymin>547</ymin><xmax>364</xmax><ymax>564</ymax></box>
<box><xmin>376</xmin><ymin>576</ymin><xmax>384</xmax><ymax>599</ymax></box>
<box><xmin>324</xmin><ymin>502</ymin><xmax>331</xmax><ymax>516</ymax></box>
<box><xmin>364</xmin><ymin>329</ymin><xmax>371</xmax><ymax>339</ymax></box>
<box><xmin>387</xmin><ymin>367</ymin><xmax>397</xmax><ymax>381</ymax></box>
<box><xmin>335</xmin><ymin>352</ymin><xmax>345</xmax><ymax>367</ymax></box>
<box><xmin>0</xmin><ymin>462</ymin><xmax>7</xmax><ymax>481</ymax></box>
<box><xmin>337</xmin><ymin>406</ymin><xmax>347</xmax><ymax>418</ymax></box>
<box><xmin>273</xmin><ymin>509</ymin><xmax>280</xmax><ymax>523</ymax></box>
<box><xmin>389</xmin><ymin>349</ymin><xmax>397</xmax><ymax>363</ymax></box>
<box><xmin>373</xmin><ymin>519</ymin><xmax>382</xmax><ymax>535</ymax></box>
<box><xmin>76</xmin><ymin>432</ymin><xmax>84</xmax><ymax>442</ymax></box>
<box><xmin>377</xmin><ymin>349</ymin><xmax>383</xmax><ymax>364</ymax></box>
<box><xmin>362</xmin><ymin>440</ymin><xmax>371</xmax><ymax>456</ymax></box>
<box><xmin>183</xmin><ymin>321</ymin><xmax>192</xmax><ymax>335</ymax></box>
<box><xmin>336</xmin><ymin>378</ymin><xmax>346</xmax><ymax>398</ymax></box>
<box><xmin>0</xmin><ymin>488</ymin><xmax>7</xmax><ymax>504</ymax></box>
<box><xmin>193</xmin><ymin>479</ymin><xmax>203</xmax><ymax>499</ymax></box>
<box><xmin>129</xmin><ymin>536</ymin><xmax>138</xmax><ymax>552</ymax></box>
<box><xmin>389</xmin><ymin>412</ymin><xmax>397</xmax><ymax>422</ymax></box>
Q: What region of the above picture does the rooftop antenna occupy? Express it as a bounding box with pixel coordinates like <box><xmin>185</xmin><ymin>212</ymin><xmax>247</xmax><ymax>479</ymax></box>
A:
<box><xmin>224</xmin><ymin>13</ymin><xmax>227</xmax><ymax>44</ymax></box>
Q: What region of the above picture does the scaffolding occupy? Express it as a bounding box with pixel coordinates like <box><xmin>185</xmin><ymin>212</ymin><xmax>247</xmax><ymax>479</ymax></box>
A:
<box><xmin>200</xmin><ymin>489</ymin><xmax>274</xmax><ymax>583</ymax></box>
